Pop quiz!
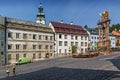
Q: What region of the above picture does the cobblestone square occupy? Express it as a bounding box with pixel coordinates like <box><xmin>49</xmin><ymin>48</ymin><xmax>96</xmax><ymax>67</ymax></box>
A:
<box><xmin>1</xmin><ymin>53</ymin><xmax>120</xmax><ymax>80</ymax></box>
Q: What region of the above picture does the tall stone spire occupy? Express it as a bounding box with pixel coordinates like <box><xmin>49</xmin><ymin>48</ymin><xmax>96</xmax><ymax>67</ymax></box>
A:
<box><xmin>36</xmin><ymin>3</ymin><xmax>45</xmax><ymax>24</ymax></box>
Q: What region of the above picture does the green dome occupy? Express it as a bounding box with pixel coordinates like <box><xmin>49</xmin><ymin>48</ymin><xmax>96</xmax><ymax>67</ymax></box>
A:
<box><xmin>39</xmin><ymin>3</ymin><xmax>43</xmax><ymax>8</ymax></box>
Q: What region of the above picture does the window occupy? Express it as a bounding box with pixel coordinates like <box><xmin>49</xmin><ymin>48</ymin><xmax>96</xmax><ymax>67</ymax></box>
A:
<box><xmin>50</xmin><ymin>45</ymin><xmax>52</xmax><ymax>49</ymax></box>
<box><xmin>45</xmin><ymin>36</ymin><xmax>48</xmax><ymax>40</ymax></box>
<box><xmin>33</xmin><ymin>45</ymin><xmax>36</xmax><ymax>49</ymax></box>
<box><xmin>8</xmin><ymin>32</ymin><xmax>12</xmax><ymax>38</ymax></box>
<box><xmin>33</xmin><ymin>53</ymin><xmax>36</xmax><ymax>59</ymax></box>
<box><xmin>16</xmin><ymin>33</ymin><xmax>20</xmax><ymax>39</ymax></box>
<box><xmin>85</xmin><ymin>42</ymin><xmax>87</xmax><ymax>46</ymax></box>
<box><xmin>16</xmin><ymin>44</ymin><xmax>20</xmax><ymax>50</ymax></box>
<box><xmin>75</xmin><ymin>42</ymin><xmax>78</xmax><ymax>47</ymax></box>
<box><xmin>64</xmin><ymin>35</ymin><xmax>67</xmax><ymax>39</ymax></box>
<box><xmin>23</xmin><ymin>45</ymin><xmax>27</xmax><ymax>50</ymax></box>
<box><xmin>85</xmin><ymin>36</ymin><xmax>87</xmax><ymax>40</ymax></box>
<box><xmin>71</xmin><ymin>42</ymin><xmax>74</xmax><ymax>46</ymax></box>
<box><xmin>8</xmin><ymin>54</ymin><xmax>11</xmax><ymax>60</ymax></box>
<box><xmin>71</xmin><ymin>35</ymin><xmax>74</xmax><ymax>39</ymax></box>
<box><xmin>64</xmin><ymin>41</ymin><xmax>67</xmax><ymax>46</ymax></box>
<box><xmin>1</xmin><ymin>51</ymin><xmax>3</xmax><ymax>55</ymax></box>
<box><xmin>39</xmin><ymin>35</ymin><xmax>42</xmax><ymax>40</ymax></box>
<box><xmin>91</xmin><ymin>36</ymin><xmax>93</xmax><ymax>39</ymax></box>
<box><xmin>113</xmin><ymin>42</ymin><xmax>114</xmax><ymax>44</ymax></box>
<box><xmin>45</xmin><ymin>45</ymin><xmax>49</xmax><ymax>49</ymax></box>
<box><xmin>94</xmin><ymin>37</ymin><xmax>96</xmax><ymax>39</ymax></box>
<box><xmin>1</xmin><ymin>41</ymin><xmax>3</xmax><ymax>47</ymax></box>
<box><xmin>16</xmin><ymin>54</ymin><xmax>19</xmax><ymax>60</ymax></box>
<box><xmin>23</xmin><ymin>34</ymin><xmax>27</xmax><ymax>39</ymax></box>
<box><xmin>85</xmin><ymin>48</ymin><xmax>87</xmax><ymax>52</ymax></box>
<box><xmin>59</xmin><ymin>41</ymin><xmax>62</xmax><ymax>46</ymax></box>
<box><xmin>59</xmin><ymin>34</ymin><xmax>62</xmax><ymax>39</ymax></box>
<box><xmin>8</xmin><ymin>44</ymin><xmax>12</xmax><ymax>50</ymax></box>
<box><xmin>75</xmin><ymin>36</ymin><xmax>78</xmax><ymax>40</ymax></box>
<box><xmin>81</xmin><ymin>48</ymin><xmax>83</xmax><ymax>53</ymax></box>
<box><xmin>39</xmin><ymin>45</ymin><xmax>42</xmax><ymax>49</ymax></box>
<box><xmin>23</xmin><ymin>54</ymin><xmax>26</xmax><ymax>57</ymax></box>
<box><xmin>33</xmin><ymin>34</ymin><xmax>36</xmax><ymax>39</ymax></box>
<box><xmin>81</xmin><ymin>42</ymin><xmax>83</xmax><ymax>46</ymax></box>
<box><xmin>50</xmin><ymin>36</ymin><xmax>53</xmax><ymax>40</ymax></box>
<box><xmin>117</xmin><ymin>40</ymin><xmax>119</xmax><ymax>43</ymax></box>
<box><xmin>59</xmin><ymin>49</ymin><xmax>61</xmax><ymax>53</ymax></box>
<box><xmin>65</xmin><ymin>49</ymin><xmax>67</xmax><ymax>53</ymax></box>
<box><xmin>39</xmin><ymin>53</ymin><xmax>41</xmax><ymax>58</ymax></box>
<box><xmin>81</xmin><ymin>36</ymin><xmax>83</xmax><ymax>40</ymax></box>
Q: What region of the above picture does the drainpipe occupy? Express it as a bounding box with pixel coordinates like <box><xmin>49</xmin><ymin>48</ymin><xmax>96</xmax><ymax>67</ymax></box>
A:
<box><xmin>4</xmin><ymin>17</ymin><xmax>7</xmax><ymax>65</ymax></box>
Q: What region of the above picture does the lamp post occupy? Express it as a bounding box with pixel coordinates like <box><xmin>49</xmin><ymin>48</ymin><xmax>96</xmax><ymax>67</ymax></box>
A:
<box><xmin>69</xmin><ymin>46</ymin><xmax>72</xmax><ymax>58</ymax></box>
<box><xmin>0</xmin><ymin>54</ymin><xmax>4</xmax><ymax>67</ymax></box>
<box><xmin>53</xmin><ymin>50</ymin><xmax>55</xmax><ymax>58</ymax></box>
<box><xmin>0</xmin><ymin>55</ymin><xmax>2</xmax><ymax>67</ymax></box>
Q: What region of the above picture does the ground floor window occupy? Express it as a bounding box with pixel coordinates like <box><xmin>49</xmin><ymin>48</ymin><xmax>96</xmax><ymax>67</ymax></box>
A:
<box><xmin>8</xmin><ymin>54</ymin><xmax>11</xmax><ymax>60</ymax></box>
<box><xmin>85</xmin><ymin>48</ymin><xmax>88</xmax><ymax>52</ymax></box>
<box><xmin>23</xmin><ymin>53</ymin><xmax>26</xmax><ymax>57</ymax></box>
<box><xmin>81</xmin><ymin>48</ymin><xmax>83</xmax><ymax>53</ymax></box>
<box><xmin>33</xmin><ymin>53</ymin><xmax>36</xmax><ymax>59</ymax></box>
<box><xmin>65</xmin><ymin>49</ymin><xmax>67</xmax><ymax>53</ymax></box>
<box><xmin>1</xmin><ymin>51</ymin><xmax>3</xmax><ymax>55</ymax></box>
<box><xmin>16</xmin><ymin>54</ymin><xmax>19</xmax><ymax>60</ymax></box>
<box><xmin>59</xmin><ymin>49</ymin><xmax>61</xmax><ymax>53</ymax></box>
<box><xmin>39</xmin><ymin>53</ymin><xmax>41</xmax><ymax>58</ymax></box>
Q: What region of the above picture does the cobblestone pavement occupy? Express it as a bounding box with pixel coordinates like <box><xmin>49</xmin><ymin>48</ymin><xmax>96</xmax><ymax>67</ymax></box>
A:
<box><xmin>1</xmin><ymin>53</ymin><xmax>120</xmax><ymax>80</ymax></box>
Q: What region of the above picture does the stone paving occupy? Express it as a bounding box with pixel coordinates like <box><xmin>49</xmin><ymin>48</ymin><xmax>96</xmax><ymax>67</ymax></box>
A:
<box><xmin>0</xmin><ymin>53</ymin><xmax>120</xmax><ymax>80</ymax></box>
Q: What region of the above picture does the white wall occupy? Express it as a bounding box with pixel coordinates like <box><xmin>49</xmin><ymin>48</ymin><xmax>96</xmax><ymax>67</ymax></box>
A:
<box><xmin>55</xmin><ymin>33</ymin><xmax>88</xmax><ymax>54</ymax></box>
<box><xmin>6</xmin><ymin>28</ymin><xmax>54</xmax><ymax>53</ymax></box>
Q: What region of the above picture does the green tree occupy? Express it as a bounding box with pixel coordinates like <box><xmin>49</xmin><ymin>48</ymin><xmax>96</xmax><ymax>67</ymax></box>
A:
<box><xmin>110</xmin><ymin>24</ymin><xmax>120</xmax><ymax>32</ymax></box>
<box><xmin>116</xmin><ymin>42</ymin><xmax>120</xmax><ymax>46</ymax></box>
<box><xmin>71</xmin><ymin>45</ymin><xmax>77</xmax><ymax>54</ymax></box>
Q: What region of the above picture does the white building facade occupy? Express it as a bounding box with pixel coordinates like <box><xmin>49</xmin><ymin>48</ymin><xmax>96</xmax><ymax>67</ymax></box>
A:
<box><xmin>50</xmin><ymin>21</ymin><xmax>89</xmax><ymax>56</ymax></box>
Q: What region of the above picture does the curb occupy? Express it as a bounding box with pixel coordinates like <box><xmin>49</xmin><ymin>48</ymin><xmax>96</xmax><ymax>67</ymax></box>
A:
<box><xmin>106</xmin><ymin>74</ymin><xmax>120</xmax><ymax>80</ymax></box>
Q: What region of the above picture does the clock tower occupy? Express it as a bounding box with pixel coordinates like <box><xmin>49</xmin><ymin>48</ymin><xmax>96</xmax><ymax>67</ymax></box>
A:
<box><xmin>36</xmin><ymin>3</ymin><xmax>45</xmax><ymax>24</ymax></box>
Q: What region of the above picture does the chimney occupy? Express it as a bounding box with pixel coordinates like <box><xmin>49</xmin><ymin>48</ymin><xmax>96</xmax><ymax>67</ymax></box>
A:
<box><xmin>70</xmin><ymin>21</ymin><xmax>73</xmax><ymax>25</ymax></box>
<box><xmin>60</xmin><ymin>20</ymin><xmax>64</xmax><ymax>23</ymax></box>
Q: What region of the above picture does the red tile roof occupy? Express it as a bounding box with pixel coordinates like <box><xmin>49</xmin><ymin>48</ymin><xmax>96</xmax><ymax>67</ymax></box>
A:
<box><xmin>112</xmin><ymin>30</ymin><xmax>120</xmax><ymax>36</ymax></box>
<box><xmin>51</xmin><ymin>21</ymin><xmax>88</xmax><ymax>35</ymax></box>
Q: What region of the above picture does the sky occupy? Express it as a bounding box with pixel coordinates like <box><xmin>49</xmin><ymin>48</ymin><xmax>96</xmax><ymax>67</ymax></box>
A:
<box><xmin>0</xmin><ymin>0</ymin><xmax>120</xmax><ymax>28</ymax></box>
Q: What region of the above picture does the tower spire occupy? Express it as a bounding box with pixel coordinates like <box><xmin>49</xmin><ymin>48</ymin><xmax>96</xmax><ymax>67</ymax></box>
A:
<box><xmin>36</xmin><ymin>3</ymin><xmax>45</xmax><ymax>24</ymax></box>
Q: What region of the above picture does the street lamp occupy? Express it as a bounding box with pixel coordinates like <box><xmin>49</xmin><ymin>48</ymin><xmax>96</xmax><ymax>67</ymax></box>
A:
<box><xmin>69</xmin><ymin>46</ymin><xmax>71</xmax><ymax>57</ymax></box>
<box><xmin>0</xmin><ymin>54</ymin><xmax>4</xmax><ymax>67</ymax></box>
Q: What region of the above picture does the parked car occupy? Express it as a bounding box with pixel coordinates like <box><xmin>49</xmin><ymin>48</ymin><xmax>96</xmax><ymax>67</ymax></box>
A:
<box><xmin>16</xmin><ymin>57</ymin><xmax>31</xmax><ymax>65</ymax></box>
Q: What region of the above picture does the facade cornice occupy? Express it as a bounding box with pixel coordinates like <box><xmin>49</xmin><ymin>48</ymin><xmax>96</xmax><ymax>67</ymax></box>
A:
<box><xmin>56</xmin><ymin>32</ymin><xmax>88</xmax><ymax>36</ymax></box>
<box><xmin>0</xmin><ymin>24</ymin><xmax>5</xmax><ymax>29</ymax></box>
<box><xmin>7</xmin><ymin>22</ymin><xmax>54</xmax><ymax>33</ymax></box>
